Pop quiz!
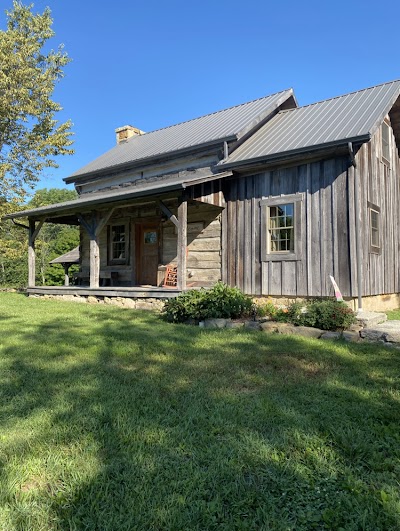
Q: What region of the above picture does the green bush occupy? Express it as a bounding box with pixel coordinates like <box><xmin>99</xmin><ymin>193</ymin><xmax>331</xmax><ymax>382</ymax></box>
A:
<box><xmin>162</xmin><ymin>289</ymin><xmax>204</xmax><ymax>323</ymax></box>
<box><xmin>162</xmin><ymin>282</ymin><xmax>253</xmax><ymax>323</ymax></box>
<box><xmin>285</xmin><ymin>299</ymin><xmax>356</xmax><ymax>331</ymax></box>
<box><xmin>254</xmin><ymin>300</ymin><xmax>278</xmax><ymax>319</ymax></box>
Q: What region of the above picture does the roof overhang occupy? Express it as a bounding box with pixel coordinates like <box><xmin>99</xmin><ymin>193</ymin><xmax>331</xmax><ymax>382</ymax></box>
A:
<box><xmin>218</xmin><ymin>135</ymin><xmax>371</xmax><ymax>171</ymax></box>
<box><xmin>64</xmin><ymin>137</ymin><xmax>236</xmax><ymax>185</ymax></box>
<box><xmin>4</xmin><ymin>170</ymin><xmax>233</xmax><ymax>222</ymax></box>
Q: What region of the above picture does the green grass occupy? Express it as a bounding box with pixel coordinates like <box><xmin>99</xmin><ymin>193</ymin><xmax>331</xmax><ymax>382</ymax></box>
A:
<box><xmin>0</xmin><ymin>293</ymin><xmax>399</xmax><ymax>530</ymax></box>
<box><xmin>387</xmin><ymin>308</ymin><xmax>400</xmax><ymax>320</ymax></box>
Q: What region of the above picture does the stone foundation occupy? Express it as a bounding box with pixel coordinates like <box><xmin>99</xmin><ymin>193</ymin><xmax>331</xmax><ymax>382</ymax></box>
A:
<box><xmin>253</xmin><ymin>293</ymin><xmax>400</xmax><ymax>312</ymax></box>
<box><xmin>28</xmin><ymin>293</ymin><xmax>165</xmax><ymax>311</ymax></box>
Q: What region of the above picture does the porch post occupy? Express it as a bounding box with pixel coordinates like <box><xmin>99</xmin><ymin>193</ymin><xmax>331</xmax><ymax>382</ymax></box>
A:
<box><xmin>62</xmin><ymin>264</ymin><xmax>70</xmax><ymax>286</ymax></box>
<box><xmin>27</xmin><ymin>218</ymin><xmax>45</xmax><ymax>287</ymax></box>
<box><xmin>89</xmin><ymin>234</ymin><xmax>100</xmax><ymax>289</ymax></box>
<box><xmin>28</xmin><ymin>220</ymin><xmax>36</xmax><ymax>287</ymax></box>
<box><xmin>177</xmin><ymin>197</ymin><xmax>187</xmax><ymax>291</ymax></box>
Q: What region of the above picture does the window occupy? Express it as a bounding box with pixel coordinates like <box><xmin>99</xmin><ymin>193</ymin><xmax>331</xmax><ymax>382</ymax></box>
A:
<box><xmin>382</xmin><ymin>122</ymin><xmax>390</xmax><ymax>163</ymax></box>
<box><xmin>368</xmin><ymin>203</ymin><xmax>380</xmax><ymax>253</ymax></box>
<box><xmin>108</xmin><ymin>222</ymin><xmax>129</xmax><ymax>264</ymax></box>
<box><xmin>268</xmin><ymin>203</ymin><xmax>294</xmax><ymax>252</ymax></box>
<box><xmin>260</xmin><ymin>194</ymin><xmax>303</xmax><ymax>261</ymax></box>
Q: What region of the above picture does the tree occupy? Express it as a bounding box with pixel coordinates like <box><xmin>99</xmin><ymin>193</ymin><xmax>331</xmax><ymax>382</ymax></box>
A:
<box><xmin>0</xmin><ymin>188</ymin><xmax>79</xmax><ymax>287</ymax></box>
<box><xmin>0</xmin><ymin>2</ymin><xmax>74</xmax><ymax>199</ymax></box>
<box><xmin>28</xmin><ymin>188</ymin><xmax>79</xmax><ymax>285</ymax></box>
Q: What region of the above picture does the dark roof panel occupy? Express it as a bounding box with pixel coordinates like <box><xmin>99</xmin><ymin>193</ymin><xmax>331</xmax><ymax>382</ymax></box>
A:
<box><xmin>222</xmin><ymin>80</ymin><xmax>400</xmax><ymax>166</ymax></box>
<box><xmin>67</xmin><ymin>89</ymin><xmax>295</xmax><ymax>181</ymax></box>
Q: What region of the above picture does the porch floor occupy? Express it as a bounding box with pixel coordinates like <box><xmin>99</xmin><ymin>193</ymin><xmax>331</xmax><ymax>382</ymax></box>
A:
<box><xmin>27</xmin><ymin>285</ymin><xmax>182</xmax><ymax>299</ymax></box>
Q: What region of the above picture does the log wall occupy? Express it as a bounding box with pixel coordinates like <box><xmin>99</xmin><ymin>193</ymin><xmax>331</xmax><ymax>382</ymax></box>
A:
<box><xmin>80</xmin><ymin>199</ymin><xmax>221</xmax><ymax>287</ymax></box>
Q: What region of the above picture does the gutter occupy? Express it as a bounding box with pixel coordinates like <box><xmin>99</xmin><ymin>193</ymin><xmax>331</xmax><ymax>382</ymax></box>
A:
<box><xmin>218</xmin><ymin>134</ymin><xmax>371</xmax><ymax>171</ymax></box>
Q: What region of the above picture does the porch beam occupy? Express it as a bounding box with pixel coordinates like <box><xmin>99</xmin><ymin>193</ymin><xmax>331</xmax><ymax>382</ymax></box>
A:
<box><xmin>158</xmin><ymin>200</ymin><xmax>179</xmax><ymax>227</ymax></box>
<box><xmin>78</xmin><ymin>213</ymin><xmax>100</xmax><ymax>289</ymax></box>
<box><xmin>177</xmin><ymin>197</ymin><xmax>187</xmax><ymax>291</ymax></box>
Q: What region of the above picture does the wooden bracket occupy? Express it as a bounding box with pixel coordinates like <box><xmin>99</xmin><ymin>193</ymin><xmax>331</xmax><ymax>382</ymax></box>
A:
<box><xmin>158</xmin><ymin>200</ymin><xmax>179</xmax><ymax>227</ymax></box>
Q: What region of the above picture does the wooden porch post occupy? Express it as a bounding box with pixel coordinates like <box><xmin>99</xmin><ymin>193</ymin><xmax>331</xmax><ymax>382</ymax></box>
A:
<box><xmin>79</xmin><ymin>209</ymin><xmax>115</xmax><ymax>290</ymax></box>
<box><xmin>89</xmin><ymin>235</ymin><xmax>100</xmax><ymax>288</ymax></box>
<box><xmin>177</xmin><ymin>197</ymin><xmax>187</xmax><ymax>291</ymax></box>
<box><xmin>28</xmin><ymin>220</ymin><xmax>36</xmax><ymax>287</ymax></box>
<box><xmin>28</xmin><ymin>219</ymin><xmax>45</xmax><ymax>287</ymax></box>
<box><xmin>62</xmin><ymin>264</ymin><xmax>70</xmax><ymax>286</ymax></box>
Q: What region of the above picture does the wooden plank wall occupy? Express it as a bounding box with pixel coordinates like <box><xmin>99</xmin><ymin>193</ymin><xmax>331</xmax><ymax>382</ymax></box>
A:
<box><xmin>356</xmin><ymin>119</ymin><xmax>400</xmax><ymax>296</ymax></box>
<box><xmin>222</xmin><ymin>156</ymin><xmax>352</xmax><ymax>297</ymax></box>
<box><xmin>80</xmin><ymin>200</ymin><xmax>222</xmax><ymax>287</ymax></box>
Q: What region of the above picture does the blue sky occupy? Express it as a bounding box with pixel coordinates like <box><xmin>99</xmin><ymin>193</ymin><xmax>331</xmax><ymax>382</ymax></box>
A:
<box><xmin>3</xmin><ymin>0</ymin><xmax>400</xmax><ymax>193</ymax></box>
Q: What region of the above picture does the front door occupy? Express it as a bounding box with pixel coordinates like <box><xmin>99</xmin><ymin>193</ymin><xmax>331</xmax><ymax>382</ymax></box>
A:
<box><xmin>136</xmin><ymin>223</ymin><xmax>159</xmax><ymax>285</ymax></box>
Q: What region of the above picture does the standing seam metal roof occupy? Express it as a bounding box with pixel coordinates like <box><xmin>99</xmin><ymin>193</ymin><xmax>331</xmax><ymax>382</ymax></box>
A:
<box><xmin>221</xmin><ymin>80</ymin><xmax>400</xmax><ymax>166</ymax></box>
<box><xmin>67</xmin><ymin>89</ymin><xmax>294</xmax><ymax>180</ymax></box>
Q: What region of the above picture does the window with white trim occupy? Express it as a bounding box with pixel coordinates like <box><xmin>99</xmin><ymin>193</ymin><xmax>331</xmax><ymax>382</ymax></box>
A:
<box><xmin>368</xmin><ymin>203</ymin><xmax>380</xmax><ymax>254</ymax></box>
<box><xmin>260</xmin><ymin>194</ymin><xmax>303</xmax><ymax>261</ymax></box>
<box><xmin>382</xmin><ymin>122</ymin><xmax>390</xmax><ymax>164</ymax></box>
<box><xmin>108</xmin><ymin>222</ymin><xmax>129</xmax><ymax>264</ymax></box>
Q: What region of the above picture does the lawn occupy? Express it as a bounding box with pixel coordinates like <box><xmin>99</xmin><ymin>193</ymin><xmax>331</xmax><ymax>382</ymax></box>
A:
<box><xmin>0</xmin><ymin>293</ymin><xmax>399</xmax><ymax>530</ymax></box>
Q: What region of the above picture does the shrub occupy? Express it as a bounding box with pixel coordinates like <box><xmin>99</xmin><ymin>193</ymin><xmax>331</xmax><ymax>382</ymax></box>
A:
<box><xmin>162</xmin><ymin>289</ymin><xmax>204</xmax><ymax>323</ymax></box>
<box><xmin>198</xmin><ymin>282</ymin><xmax>253</xmax><ymax>320</ymax></box>
<box><xmin>254</xmin><ymin>300</ymin><xmax>278</xmax><ymax>319</ymax></box>
<box><xmin>162</xmin><ymin>282</ymin><xmax>253</xmax><ymax>323</ymax></box>
<box><xmin>284</xmin><ymin>299</ymin><xmax>356</xmax><ymax>331</ymax></box>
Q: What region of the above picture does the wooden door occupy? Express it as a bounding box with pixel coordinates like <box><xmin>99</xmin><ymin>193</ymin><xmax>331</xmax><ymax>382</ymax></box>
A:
<box><xmin>136</xmin><ymin>223</ymin><xmax>159</xmax><ymax>285</ymax></box>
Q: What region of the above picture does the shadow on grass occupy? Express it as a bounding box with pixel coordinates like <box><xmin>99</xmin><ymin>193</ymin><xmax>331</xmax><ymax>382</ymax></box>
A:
<box><xmin>0</xmin><ymin>296</ymin><xmax>399</xmax><ymax>530</ymax></box>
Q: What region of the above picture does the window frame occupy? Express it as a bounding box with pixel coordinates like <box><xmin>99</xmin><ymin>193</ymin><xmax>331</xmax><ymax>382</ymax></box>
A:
<box><xmin>368</xmin><ymin>202</ymin><xmax>381</xmax><ymax>254</ymax></box>
<box><xmin>382</xmin><ymin>121</ymin><xmax>391</xmax><ymax>165</ymax></box>
<box><xmin>108</xmin><ymin>221</ymin><xmax>130</xmax><ymax>265</ymax></box>
<box><xmin>260</xmin><ymin>194</ymin><xmax>303</xmax><ymax>262</ymax></box>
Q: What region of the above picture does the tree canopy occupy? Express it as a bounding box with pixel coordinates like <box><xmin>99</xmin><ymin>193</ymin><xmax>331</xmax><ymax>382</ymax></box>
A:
<box><xmin>0</xmin><ymin>2</ymin><xmax>74</xmax><ymax>199</ymax></box>
<box><xmin>0</xmin><ymin>188</ymin><xmax>79</xmax><ymax>286</ymax></box>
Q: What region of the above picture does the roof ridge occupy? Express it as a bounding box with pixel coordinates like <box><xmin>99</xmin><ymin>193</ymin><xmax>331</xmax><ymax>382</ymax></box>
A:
<box><xmin>124</xmin><ymin>88</ymin><xmax>293</xmax><ymax>140</ymax></box>
<box><xmin>277</xmin><ymin>80</ymin><xmax>400</xmax><ymax>115</ymax></box>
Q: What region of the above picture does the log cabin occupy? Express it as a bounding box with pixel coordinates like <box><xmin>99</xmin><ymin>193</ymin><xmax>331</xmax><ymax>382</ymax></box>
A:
<box><xmin>5</xmin><ymin>80</ymin><xmax>400</xmax><ymax>311</ymax></box>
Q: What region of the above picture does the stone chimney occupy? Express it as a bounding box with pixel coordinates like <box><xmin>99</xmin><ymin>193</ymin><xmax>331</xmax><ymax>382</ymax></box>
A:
<box><xmin>115</xmin><ymin>125</ymin><xmax>145</xmax><ymax>144</ymax></box>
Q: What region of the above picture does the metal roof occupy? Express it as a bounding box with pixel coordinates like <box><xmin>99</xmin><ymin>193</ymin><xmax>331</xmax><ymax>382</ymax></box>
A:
<box><xmin>50</xmin><ymin>246</ymin><xmax>79</xmax><ymax>264</ymax></box>
<box><xmin>66</xmin><ymin>89</ymin><xmax>295</xmax><ymax>182</ymax></box>
<box><xmin>221</xmin><ymin>80</ymin><xmax>400</xmax><ymax>167</ymax></box>
<box><xmin>4</xmin><ymin>169</ymin><xmax>232</xmax><ymax>221</ymax></box>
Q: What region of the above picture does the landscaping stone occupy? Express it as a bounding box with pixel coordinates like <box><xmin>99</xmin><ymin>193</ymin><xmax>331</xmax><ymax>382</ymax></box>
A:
<box><xmin>226</xmin><ymin>321</ymin><xmax>245</xmax><ymax>329</ymax></box>
<box><xmin>290</xmin><ymin>326</ymin><xmax>323</xmax><ymax>339</ymax></box>
<box><xmin>360</xmin><ymin>320</ymin><xmax>400</xmax><ymax>343</ymax></box>
<box><xmin>356</xmin><ymin>311</ymin><xmax>387</xmax><ymax>328</ymax></box>
<box><xmin>244</xmin><ymin>321</ymin><xmax>261</xmax><ymax>330</ymax></box>
<box><xmin>260</xmin><ymin>322</ymin><xmax>279</xmax><ymax>333</ymax></box>
<box><xmin>320</xmin><ymin>331</ymin><xmax>342</xmax><ymax>340</ymax></box>
<box><xmin>342</xmin><ymin>331</ymin><xmax>361</xmax><ymax>342</ymax></box>
<box><xmin>275</xmin><ymin>323</ymin><xmax>298</xmax><ymax>335</ymax></box>
<box><xmin>87</xmin><ymin>296</ymin><xmax>98</xmax><ymax>304</ymax></box>
<box><xmin>204</xmin><ymin>318</ymin><xmax>229</xmax><ymax>329</ymax></box>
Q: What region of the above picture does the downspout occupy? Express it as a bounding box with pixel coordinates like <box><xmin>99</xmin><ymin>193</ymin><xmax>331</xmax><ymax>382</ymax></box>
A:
<box><xmin>348</xmin><ymin>142</ymin><xmax>363</xmax><ymax>313</ymax></box>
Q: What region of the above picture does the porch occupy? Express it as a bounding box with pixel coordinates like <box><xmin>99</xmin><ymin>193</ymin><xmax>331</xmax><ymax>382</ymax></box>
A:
<box><xmin>27</xmin><ymin>285</ymin><xmax>181</xmax><ymax>299</ymax></box>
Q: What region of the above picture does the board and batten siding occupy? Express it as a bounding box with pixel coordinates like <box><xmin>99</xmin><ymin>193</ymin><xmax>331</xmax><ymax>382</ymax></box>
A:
<box><xmin>356</xmin><ymin>119</ymin><xmax>400</xmax><ymax>297</ymax></box>
<box><xmin>222</xmin><ymin>156</ymin><xmax>352</xmax><ymax>297</ymax></box>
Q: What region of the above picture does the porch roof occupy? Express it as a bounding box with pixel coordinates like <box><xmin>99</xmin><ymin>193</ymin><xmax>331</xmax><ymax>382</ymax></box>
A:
<box><xmin>4</xmin><ymin>169</ymin><xmax>232</xmax><ymax>222</ymax></box>
<box><xmin>49</xmin><ymin>246</ymin><xmax>80</xmax><ymax>264</ymax></box>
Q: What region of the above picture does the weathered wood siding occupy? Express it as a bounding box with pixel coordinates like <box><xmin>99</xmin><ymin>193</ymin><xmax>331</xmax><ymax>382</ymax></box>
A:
<box><xmin>161</xmin><ymin>202</ymin><xmax>222</xmax><ymax>286</ymax></box>
<box><xmin>80</xmin><ymin>199</ymin><xmax>221</xmax><ymax>286</ymax></box>
<box><xmin>355</xmin><ymin>119</ymin><xmax>400</xmax><ymax>296</ymax></box>
<box><xmin>222</xmin><ymin>156</ymin><xmax>352</xmax><ymax>297</ymax></box>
